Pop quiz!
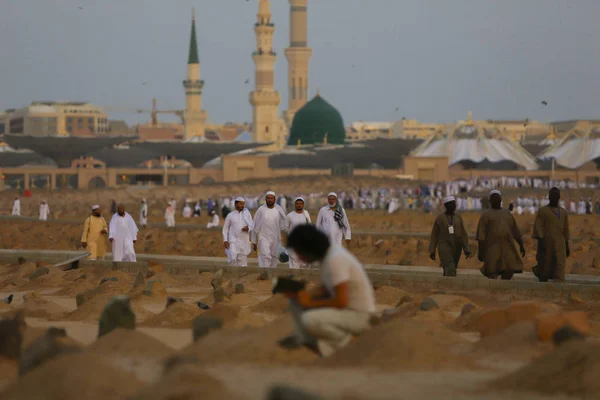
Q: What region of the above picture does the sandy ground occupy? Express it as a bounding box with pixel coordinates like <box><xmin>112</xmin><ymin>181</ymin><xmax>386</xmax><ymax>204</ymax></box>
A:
<box><xmin>1</xmin><ymin>211</ymin><xmax>599</xmax><ymax>275</ymax></box>
<box><xmin>0</xmin><ymin>261</ymin><xmax>599</xmax><ymax>399</ymax></box>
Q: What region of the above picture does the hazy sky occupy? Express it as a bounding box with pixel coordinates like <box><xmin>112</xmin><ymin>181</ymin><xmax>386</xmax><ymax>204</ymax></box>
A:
<box><xmin>2</xmin><ymin>0</ymin><xmax>600</xmax><ymax>125</ymax></box>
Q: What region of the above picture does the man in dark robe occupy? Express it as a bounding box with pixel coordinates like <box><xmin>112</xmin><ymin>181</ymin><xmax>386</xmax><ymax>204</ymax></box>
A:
<box><xmin>532</xmin><ymin>187</ymin><xmax>570</xmax><ymax>282</ymax></box>
<box><xmin>477</xmin><ymin>190</ymin><xmax>526</xmax><ymax>280</ymax></box>
<box><xmin>429</xmin><ymin>196</ymin><xmax>471</xmax><ymax>276</ymax></box>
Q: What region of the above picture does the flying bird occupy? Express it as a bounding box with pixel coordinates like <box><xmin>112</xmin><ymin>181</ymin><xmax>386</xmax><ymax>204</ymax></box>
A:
<box><xmin>78</xmin><ymin>6</ymin><xmax>83</xmax><ymax>9</ymax></box>
<box><xmin>245</xmin><ymin>79</ymin><xmax>249</xmax><ymax>84</ymax></box>
<box><xmin>541</xmin><ymin>101</ymin><xmax>548</xmax><ymax>106</ymax></box>
<box><xmin>142</xmin><ymin>81</ymin><xmax>147</xmax><ymax>86</ymax></box>
<box><xmin>395</xmin><ymin>107</ymin><xmax>399</xmax><ymax>112</ymax></box>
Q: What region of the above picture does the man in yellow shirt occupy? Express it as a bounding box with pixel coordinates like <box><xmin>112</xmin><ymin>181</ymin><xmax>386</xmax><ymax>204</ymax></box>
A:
<box><xmin>81</xmin><ymin>205</ymin><xmax>109</xmax><ymax>260</ymax></box>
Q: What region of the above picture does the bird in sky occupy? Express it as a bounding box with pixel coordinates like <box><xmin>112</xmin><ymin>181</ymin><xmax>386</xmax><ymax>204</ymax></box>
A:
<box><xmin>541</xmin><ymin>101</ymin><xmax>548</xmax><ymax>106</ymax></box>
<box><xmin>78</xmin><ymin>6</ymin><xmax>83</xmax><ymax>9</ymax></box>
<box><xmin>245</xmin><ymin>79</ymin><xmax>249</xmax><ymax>84</ymax></box>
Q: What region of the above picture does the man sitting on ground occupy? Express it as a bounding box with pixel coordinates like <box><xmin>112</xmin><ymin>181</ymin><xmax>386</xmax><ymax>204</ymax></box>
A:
<box><xmin>281</xmin><ymin>224</ymin><xmax>376</xmax><ymax>357</ymax></box>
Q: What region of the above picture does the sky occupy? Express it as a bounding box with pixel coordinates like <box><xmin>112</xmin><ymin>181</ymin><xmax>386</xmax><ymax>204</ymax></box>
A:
<box><xmin>2</xmin><ymin>0</ymin><xmax>600</xmax><ymax>126</ymax></box>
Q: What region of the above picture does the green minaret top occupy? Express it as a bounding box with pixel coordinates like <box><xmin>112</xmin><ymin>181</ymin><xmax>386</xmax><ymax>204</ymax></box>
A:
<box><xmin>188</xmin><ymin>9</ymin><xmax>199</xmax><ymax>65</ymax></box>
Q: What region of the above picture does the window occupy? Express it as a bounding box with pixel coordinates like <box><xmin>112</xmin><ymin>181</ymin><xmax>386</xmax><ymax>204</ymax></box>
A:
<box><xmin>66</xmin><ymin>117</ymin><xmax>72</xmax><ymax>123</ymax></box>
<box><xmin>265</xmin><ymin>126</ymin><xmax>269</xmax><ymax>133</ymax></box>
<box><xmin>88</xmin><ymin>118</ymin><xmax>93</xmax><ymax>124</ymax></box>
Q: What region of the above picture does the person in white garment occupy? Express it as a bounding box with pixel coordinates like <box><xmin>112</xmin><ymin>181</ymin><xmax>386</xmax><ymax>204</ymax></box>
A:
<box><xmin>193</xmin><ymin>201</ymin><xmax>201</xmax><ymax>217</ymax></box>
<box><xmin>280</xmin><ymin>224</ymin><xmax>375</xmax><ymax>357</ymax></box>
<box><xmin>578</xmin><ymin>198</ymin><xmax>586</xmax><ymax>215</ymax></box>
<box><xmin>109</xmin><ymin>204</ymin><xmax>138</xmax><ymax>262</ymax></box>
<box><xmin>252</xmin><ymin>191</ymin><xmax>287</xmax><ymax>268</ymax></box>
<box><xmin>182</xmin><ymin>203</ymin><xmax>192</xmax><ymax>218</ymax></box>
<box><xmin>223</xmin><ymin>197</ymin><xmax>254</xmax><ymax>267</ymax></box>
<box><xmin>207</xmin><ymin>209</ymin><xmax>220</xmax><ymax>228</ymax></box>
<box><xmin>11</xmin><ymin>197</ymin><xmax>20</xmax><ymax>216</ymax></box>
<box><xmin>139</xmin><ymin>199</ymin><xmax>148</xmax><ymax>228</ymax></box>
<box><xmin>316</xmin><ymin>192</ymin><xmax>351</xmax><ymax>246</ymax></box>
<box><xmin>39</xmin><ymin>200</ymin><xmax>50</xmax><ymax>221</ymax></box>
<box><xmin>285</xmin><ymin>197</ymin><xmax>312</xmax><ymax>269</ymax></box>
<box><xmin>165</xmin><ymin>204</ymin><xmax>176</xmax><ymax>227</ymax></box>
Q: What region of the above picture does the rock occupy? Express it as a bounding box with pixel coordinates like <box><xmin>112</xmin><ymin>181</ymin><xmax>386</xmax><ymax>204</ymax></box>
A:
<box><xmin>133</xmin><ymin>272</ymin><xmax>145</xmax><ymax>288</ymax></box>
<box><xmin>17</xmin><ymin>257</ymin><xmax>26</xmax><ymax>265</ymax></box>
<box><xmin>266</xmin><ymin>385</ymin><xmax>323</xmax><ymax>400</ymax></box>
<box><xmin>144</xmin><ymin>280</ymin><xmax>166</xmax><ymax>296</ymax></box>
<box><xmin>375</xmin><ymin>239</ymin><xmax>384</xmax><ymax>249</ymax></box>
<box><xmin>99</xmin><ymin>277</ymin><xmax>118</xmax><ymax>285</ymax></box>
<box><xmin>257</xmin><ymin>270</ymin><xmax>269</xmax><ymax>281</ymax></box>
<box><xmin>552</xmin><ymin>325</ymin><xmax>586</xmax><ymax>346</ymax></box>
<box><xmin>145</xmin><ymin>270</ymin><xmax>156</xmax><ymax>279</ymax></box>
<box><xmin>537</xmin><ymin>311</ymin><xmax>589</xmax><ymax>342</ymax></box>
<box><xmin>19</xmin><ymin>330</ymin><xmax>80</xmax><ymax>376</ymax></box>
<box><xmin>213</xmin><ymin>288</ymin><xmax>227</xmax><ymax>303</ymax></box>
<box><xmin>395</xmin><ymin>295</ymin><xmax>414</xmax><ymax>307</ymax></box>
<box><xmin>568</xmin><ymin>293</ymin><xmax>584</xmax><ymax>305</ymax></box>
<box><xmin>165</xmin><ymin>297</ymin><xmax>183</xmax><ymax>308</ymax></box>
<box><xmin>45</xmin><ymin>327</ymin><xmax>67</xmax><ymax>338</ymax></box>
<box><xmin>234</xmin><ymin>283</ymin><xmax>245</xmax><ymax>294</ymax></box>
<box><xmin>75</xmin><ymin>286</ymin><xmax>104</xmax><ymax>307</ymax></box>
<box><xmin>192</xmin><ymin>317</ymin><xmax>223</xmax><ymax>342</ymax></box>
<box><xmin>0</xmin><ymin>312</ymin><xmax>25</xmax><ymax>360</ymax></box>
<box><xmin>211</xmin><ymin>269</ymin><xmax>224</xmax><ymax>289</ymax></box>
<box><xmin>97</xmin><ymin>295</ymin><xmax>136</xmax><ymax>338</ymax></box>
<box><xmin>477</xmin><ymin>301</ymin><xmax>562</xmax><ymax>337</ymax></box>
<box><xmin>460</xmin><ymin>303</ymin><xmax>476</xmax><ymax>317</ymax></box>
<box><xmin>3</xmin><ymin>294</ymin><xmax>14</xmax><ymax>304</ymax></box>
<box><xmin>28</xmin><ymin>267</ymin><xmax>49</xmax><ymax>281</ymax></box>
<box><xmin>420</xmin><ymin>297</ymin><xmax>439</xmax><ymax>311</ymax></box>
<box><xmin>196</xmin><ymin>301</ymin><xmax>210</xmax><ymax>310</ymax></box>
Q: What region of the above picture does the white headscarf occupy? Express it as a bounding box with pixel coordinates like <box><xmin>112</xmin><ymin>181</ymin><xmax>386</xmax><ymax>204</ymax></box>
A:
<box><xmin>92</xmin><ymin>205</ymin><xmax>100</xmax><ymax>210</ymax></box>
<box><xmin>443</xmin><ymin>196</ymin><xmax>455</xmax><ymax>204</ymax></box>
<box><xmin>490</xmin><ymin>190</ymin><xmax>502</xmax><ymax>198</ymax></box>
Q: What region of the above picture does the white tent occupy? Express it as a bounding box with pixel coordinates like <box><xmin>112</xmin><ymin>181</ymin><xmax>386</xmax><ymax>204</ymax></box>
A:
<box><xmin>410</xmin><ymin>125</ymin><xmax>539</xmax><ymax>170</ymax></box>
<box><xmin>538</xmin><ymin>129</ymin><xmax>600</xmax><ymax>169</ymax></box>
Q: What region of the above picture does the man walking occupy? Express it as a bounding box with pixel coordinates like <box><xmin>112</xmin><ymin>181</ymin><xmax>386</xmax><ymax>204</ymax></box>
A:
<box><xmin>252</xmin><ymin>191</ymin><xmax>286</xmax><ymax>268</ymax></box>
<box><xmin>316</xmin><ymin>192</ymin><xmax>351</xmax><ymax>246</ymax></box>
<box><xmin>223</xmin><ymin>197</ymin><xmax>254</xmax><ymax>267</ymax></box>
<box><xmin>39</xmin><ymin>200</ymin><xmax>50</xmax><ymax>221</ymax></box>
<box><xmin>476</xmin><ymin>190</ymin><xmax>525</xmax><ymax>280</ymax></box>
<box><xmin>109</xmin><ymin>204</ymin><xmax>138</xmax><ymax>262</ymax></box>
<box><xmin>429</xmin><ymin>196</ymin><xmax>471</xmax><ymax>276</ymax></box>
<box><xmin>285</xmin><ymin>197</ymin><xmax>312</xmax><ymax>269</ymax></box>
<box><xmin>81</xmin><ymin>205</ymin><xmax>109</xmax><ymax>260</ymax></box>
<box><xmin>532</xmin><ymin>187</ymin><xmax>570</xmax><ymax>282</ymax></box>
<box><xmin>139</xmin><ymin>199</ymin><xmax>148</xmax><ymax>228</ymax></box>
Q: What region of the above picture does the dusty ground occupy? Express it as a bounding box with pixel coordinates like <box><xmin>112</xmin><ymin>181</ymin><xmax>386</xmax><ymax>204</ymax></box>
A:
<box><xmin>0</xmin><ymin>261</ymin><xmax>599</xmax><ymax>400</ymax></box>
<box><xmin>1</xmin><ymin>211</ymin><xmax>599</xmax><ymax>275</ymax></box>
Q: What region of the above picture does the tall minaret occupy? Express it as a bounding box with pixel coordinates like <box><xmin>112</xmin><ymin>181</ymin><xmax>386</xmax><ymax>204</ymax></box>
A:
<box><xmin>249</xmin><ymin>0</ymin><xmax>282</xmax><ymax>148</ymax></box>
<box><xmin>284</xmin><ymin>0</ymin><xmax>312</xmax><ymax>126</ymax></box>
<box><xmin>183</xmin><ymin>9</ymin><xmax>207</xmax><ymax>140</ymax></box>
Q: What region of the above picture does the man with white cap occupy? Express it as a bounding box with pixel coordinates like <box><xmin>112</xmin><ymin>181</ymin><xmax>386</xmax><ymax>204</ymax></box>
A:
<box><xmin>285</xmin><ymin>197</ymin><xmax>312</xmax><ymax>268</ymax></box>
<box><xmin>429</xmin><ymin>196</ymin><xmax>471</xmax><ymax>276</ymax></box>
<box><xmin>109</xmin><ymin>204</ymin><xmax>138</xmax><ymax>262</ymax></box>
<box><xmin>139</xmin><ymin>199</ymin><xmax>148</xmax><ymax>228</ymax></box>
<box><xmin>316</xmin><ymin>192</ymin><xmax>351</xmax><ymax>246</ymax></box>
<box><xmin>476</xmin><ymin>190</ymin><xmax>525</xmax><ymax>280</ymax></box>
<box><xmin>11</xmin><ymin>197</ymin><xmax>20</xmax><ymax>216</ymax></box>
<box><xmin>81</xmin><ymin>205</ymin><xmax>109</xmax><ymax>260</ymax></box>
<box><xmin>252</xmin><ymin>191</ymin><xmax>286</xmax><ymax>268</ymax></box>
<box><xmin>39</xmin><ymin>200</ymin><xmax>50</xmax><ymax>221</ymax></box>
<box><xmin>223</xmin><ymin>197</ymin><xmax>254</xmax><ymax>267</ymax></box>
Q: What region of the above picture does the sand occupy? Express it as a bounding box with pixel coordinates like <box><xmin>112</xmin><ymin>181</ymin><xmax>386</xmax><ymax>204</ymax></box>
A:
<box><xmin>1</xmin><ymin>353</ymin><xmax>144</xmax><ymax>400</ymax></box>
<box><xmin>141</xmin><ymin>303</ymin><xmax>202</xmax><ymax>329</ymax></box>
<box><xmin>321</xmin><ymin>319</ymin><xmax>469</xmax><ymax>371</ymax></box>
<box><xmin>87</xmin><ymin>328</ymin><xmax>175</xmax><ymax>358</ymax></box>
<box><xmin>374</xmin><ymin>286</ymin><xmax>410</xmax><ymax>306</ymax></box>
<box><xmin>249</xmin><ymin>295</ymin><xmax>289</xmax><ymax>315</ymax></box>
<box><xmin>492</xmin><ymin>341</ymin><xmax>600</xmax><ymax>397</ymax></box>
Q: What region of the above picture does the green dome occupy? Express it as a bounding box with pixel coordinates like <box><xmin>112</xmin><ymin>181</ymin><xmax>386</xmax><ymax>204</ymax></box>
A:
<box><xmin>288</xmin><ymin>94</ymin><xmax>345</xmax><ymax>145</ymax></box>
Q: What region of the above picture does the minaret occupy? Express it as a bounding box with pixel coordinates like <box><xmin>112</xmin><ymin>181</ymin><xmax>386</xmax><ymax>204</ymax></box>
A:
<box><xmin>249</xmin><ymin>0</ymin><xmax>282</xmax><ymax>148</ymax></box>
<box><xmin>284</xmin><ymin>0</ymin><xmax>312</xmax><ymax>126</ymax></box>
<box><xmin>183</xmin><ymin>9</ymin><xmax>207</xmax><ymax>140</ymax></box>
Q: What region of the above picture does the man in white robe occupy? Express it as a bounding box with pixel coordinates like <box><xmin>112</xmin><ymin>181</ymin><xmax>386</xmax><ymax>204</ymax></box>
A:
<box><xmin>182</xmin><ymin>203</ymin><xmax>192</xmax><ymax>218</ymax></box>
<box><xmin>578</xmin><ymin>198</ymin><xmax>586</xmax><ymax>215</ymax></box>
<box><xmin>39</xmin><ymin>200</ymin><xmax>50</xmax><ymax>221</ymax></box>
<box><xmin>207</xmin><ymin>210</ymin><xmax>220</xmax><ymax>228</ymax></box>
<box><xmin>12</xmin><ymin>197</ymin><xmax>20</xmax><ymax>216</ymax></box>
<box><xmin>252</xmin><ymin>191</ymin><xmax>286</xmax><ymax>268</ymax></box>
<box><xmin>286</xmin><ymin>197</ymin><xmax>312</xmax><ymax>269</ymax></box>
<box><xmin>223</xmin><ymin>197</ymin><xmax>254</xmax><ymax>267</ymax></box>
<box><xmin>165</xmin><ymin>204</ymin><xmax>176</xmax><ymax>227</ymax></box>
<box><xmin>140</xmin><ymin>199</ymin><xmax>148</xmax><ymax>228</ymax></box>
<box><xmin>109</xmin><ymin>204</ymin><xmax>138</xmax><ymax>262</ymax></box>
<box><xmin>316</xmin><ymin>192</ymin><xmax>351</xmax><ymax>246</ymax></box>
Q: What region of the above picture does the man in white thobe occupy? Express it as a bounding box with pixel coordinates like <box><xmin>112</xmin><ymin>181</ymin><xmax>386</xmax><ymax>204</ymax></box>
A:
<box><xmin>207</xmin><ymin>210</ymin><xmax>220</xmax><ymax>228</ymax></box>
<box><xmin>140</xmin><ymin>199</ymin><xmax>148</xmax><ymax>228</ymax></box>
<box><xmin>39</xmin><ymin>200</ymin><xmax>50</xmax><ymax>221</ymax></box>
<box><xmin>316</xmin><ymin>192</ymin><xmax>351</xmax><ymax>246</ymax></box>
<box><xmin>252</xmin><ymin>191</ymin><xmax>286</xmax><ymax>268</ymax></box>
<box><xmin>578</xmin><ymin>198</ymin><xmax>586</xmax><ymax>215</ymax></box>
<box><xmin>286</xmin><ymin>197</ymin><xmax>311</xmax><ymax>269</ymax></box>
<box><xmin>109</xmin><ymin>204</ymin><xmax>138</xmax><ymax>262</ymax></box>
<box><xmin>182</xmin><ymin>203</ymin><xmax>192</xmax><ymax>218</ymax></box>
<box><xmin>12</xmin><ymin>197</ymin><xmax>20</xmax><ymax>216</ymax></box>
<box><xmin>223</xmin><ymin>197</ymin><xmax>254</xmax><ymax>267</ymax></box>
<box><xmin>165</xmin><ymin>204</ymin><xmax>176</xmax><ymax>227</ymax></box>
